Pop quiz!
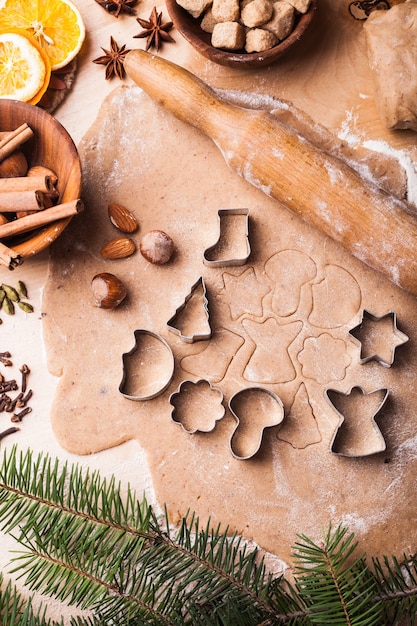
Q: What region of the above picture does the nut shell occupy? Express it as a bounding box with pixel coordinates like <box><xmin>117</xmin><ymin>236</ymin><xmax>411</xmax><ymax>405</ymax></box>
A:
<box><xmin>108</xmin><ymin>203</ymin><xmax>138</xmax><ymax>233</ymax></box>
<box><xmin>100</xmin><ymin>237</ymin><xmax>136</xmax><ymax>259</ymax></box>
<box><xmin>140</xmin><ymin>230</ymin><xmax>174</xmax><ymax>265</ymax></box>
<box><xmin>91</xmin><ymin>272</ymin><xmax>127</xmax><ymax>309</ymax></box>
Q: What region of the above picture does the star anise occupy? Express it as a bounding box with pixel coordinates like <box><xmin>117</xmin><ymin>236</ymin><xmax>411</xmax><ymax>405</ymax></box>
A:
<box><xmin>94</xmin><ymin>0</ymin><xmax>138</xmax><ymax>17</ymax></box>
<box><xmin>93</xmin><ymin>36</ymin><xmax>131</xmax><ymax>80</ymax></box>
<box><xmin>134</xmin><ymin>6</ymin><xmax>175</xmax><ymax>52</ymax></box>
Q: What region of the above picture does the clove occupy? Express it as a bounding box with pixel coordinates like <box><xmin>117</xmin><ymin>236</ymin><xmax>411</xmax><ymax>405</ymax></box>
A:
<box><xmin>0</xmin><ymin>426</ymin><xmax>19</xmax><ymax>440</ymax></box>
<box><xmin>19</xmin><ymin>364</ymin><xmax>30</xmax><ymax>393</ymax></box>
<box><xmin>11</xmin><ymin>406</ymin><xmax>32</xmax><ymax>423</ymax></box>
<box><xmin>0</xmin><ymin>352</ymin><xmax>12</xmax><ymax>366</ymax></box>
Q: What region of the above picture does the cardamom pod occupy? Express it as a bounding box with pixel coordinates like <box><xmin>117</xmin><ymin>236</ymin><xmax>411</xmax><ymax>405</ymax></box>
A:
<box><xmin>2</xmin><ymin>298</ymin><xmax>14</xmax><ymax>315</ymax></box>
<box><xmin>0</xmin><ymin>289</ymin><xmax>5</xmax><ymax>309</ymax></box>
<box><xmin>2</xmin><ymin>284</ymin><xmax>19</xmax><ymax>303</ymax></box>
<box><xmin>17</xmin><ymin>281</ymin><xmax>28</xmax><ymax>299</ymax></box>
<box><xmin>17</xmin><ymin>301</ymin><xmax>34</xmax><ymax>314</ymax></box>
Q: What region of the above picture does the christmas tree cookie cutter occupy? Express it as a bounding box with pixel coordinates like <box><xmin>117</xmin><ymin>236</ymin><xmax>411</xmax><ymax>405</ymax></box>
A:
<box><xmin>119</xmin><ymin>329</ymin><xmax>174</xmax><ymax>401</ymax></box>
<box><xmin>348</xmin><ymin>310</ymin><xmax>409</xmax><ymax>367</ymax></box>
<box><xmin>169</xmin><ymin>379</ymin><xmax>225</xmax><ymax>433</ymax></box>
<box><xmin>167</xmin><ymin>276</ymin><xmax>211</xmax><ymax>343</ymax></box>
<box><xmin>326</xmin><ymin>385</ymin><xmax>389</xmax><ymax>457</ymax></box>
<box><xmin>203</xmin><ymin>208</ymin><xmax>251</xmax><ymax>267</ymax></box>
<box><xmin>228</xmin><ymin>386</ymin><xmax>285</xmax><ymax>460</ymax></box>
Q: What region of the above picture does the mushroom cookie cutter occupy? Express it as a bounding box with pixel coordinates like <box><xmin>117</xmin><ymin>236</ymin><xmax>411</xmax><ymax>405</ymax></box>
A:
<box><xmin>169</xmin><ymin>379</ymin><xmax>225</xmax><ymax>433</ymax></box>
<box><xmin>203</xmin><ymin>208</ymin><xmax>250</xmax><ymax>267</ymax></box>
<box><xmin>167</xmin><ymin>276</ymin><xmax>211</xmax><ymax>343</ymax></box>
<box><xmin>228</xmin><ymin>386</ymin><xmax>285</xmax><ymax>460</ymax></box>
<box><xmin>326</xmin><ymin>386</ymin><xmax>389</xmax><ymax>457</ymax></box>
<box><xmin>348</xmin><ymin>310</ymin><xmax>409</xmax><ymax>367</ymax></box>
<box><xmin>119</xmin><ymin>329</ymin><xmax>174</xmax><ymax>401</ymax></box>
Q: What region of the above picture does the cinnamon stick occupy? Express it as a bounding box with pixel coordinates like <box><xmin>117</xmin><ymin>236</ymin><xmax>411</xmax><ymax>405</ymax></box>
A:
<box><xmin>0</xmin><ymin>199</ymin><xmax>84</xmax><ymax>239</ymax></box>
<box><xmin>0</xmin><ymin>241</ymin><xmax>23</xmax><ymax>270</ymax></box>
<box><xmin>0</xmin><ymin>175</ymin><xmax>54</xmax><ymax>194</ymax></box>
<box><xmin>0</xmin><ymin>190</ymin><xmax>45</xmax><ymax>213</ymax></box>
<box><xmin>0</xmin><ymin>124</ymin><xmax>34</xmax><ymax>163</ymax></box>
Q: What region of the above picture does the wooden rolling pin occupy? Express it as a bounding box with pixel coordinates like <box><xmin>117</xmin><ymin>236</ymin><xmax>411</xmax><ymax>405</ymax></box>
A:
<box><xmin>125</xmin><ymin>50</ymin><xmax>417</xmax><ymax>299</ymax></box>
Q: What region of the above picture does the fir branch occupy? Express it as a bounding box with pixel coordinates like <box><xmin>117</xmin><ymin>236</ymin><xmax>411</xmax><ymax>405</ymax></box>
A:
<box><xmin>0</xmin><ymin>446</ymin><xmax>416</xmax><ymax>625</ymax></box>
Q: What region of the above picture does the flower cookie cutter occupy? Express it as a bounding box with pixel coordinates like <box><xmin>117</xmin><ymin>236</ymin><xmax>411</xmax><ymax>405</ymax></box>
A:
<box><xmin>203</xmin><ymin>208</ymin><xmax>250</xmax><ymax>267</ymax></box>
<box><xmin>348</xmin><ymin>310</ymin><xmax>409</xmax><ymax>367</ymax></box>
<box><xmin>119</xmin><ymin>329</ymin><xmax>174</xmax><ymax>401</ymax></box>
<box><xmin>228</xmin><ymin>386</ymin><xmax>285</xmax><ymax>460</ymax></box>
<box><xmin>169</xmin><ymin>379</ymin><xmax>225</xmax><ymax>433</ymax></box>
<box><xmin>326</xmin><ymin>385</ymin><xmax>389</xmax><ymax>457</ymax></box>
<box><xmin>167</xmin><ymin>276</ymin><xmax>211</xmax><ymax>343</ymax></box>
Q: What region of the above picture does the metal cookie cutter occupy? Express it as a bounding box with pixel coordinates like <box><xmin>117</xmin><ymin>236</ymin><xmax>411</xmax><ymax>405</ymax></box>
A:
<box><xmin>167</xmin><ymin>276</ymin><xmax>211</xmax><ymax>343</ymax></box>
<box><xmin>228</xmin><ymin>386</ymin><xmax>285</xmax><ymax>460</ymax></box>
<box><xmin>203</xmin><ymin>208</ymin><xmax>250</xmax><ymax>267</ymax></box>
<box><xmin>119</xmin><ymin>329</ymin><xmax>174</xmax><ymax>401</ymax></box>
<box><xmin>348</xmin><ymin>310</ymin><xmax>409</xmax><ymax>367</ymax></box>
<box><xmin>169</xmin><ymin>379</ymin><xmax>225</xmax><ymax>433</ymax></box>
<box><xmin>326</xmin><ymin>386</ymin><xmax>389</xmax><ymax>457</ymax></box>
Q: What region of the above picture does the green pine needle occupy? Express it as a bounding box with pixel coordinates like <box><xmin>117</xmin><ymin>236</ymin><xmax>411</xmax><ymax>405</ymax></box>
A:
<box><xmin>0</xmin><ymin>446</ymin><xmax>415</xmax><ymax>625</ymax></box>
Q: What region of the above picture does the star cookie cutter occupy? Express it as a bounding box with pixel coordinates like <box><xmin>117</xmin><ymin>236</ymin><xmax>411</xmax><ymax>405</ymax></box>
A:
<box><xmin>228</xmin><ymin>386</ymin><xmax>285</xmax><ymax>460</ymax></box>
<box><xmin>167</xmin><ymin>276</ymin><xmax>211</xmax><ymax>343</ymax></box>
<box><xmin>169</xmin><ymin>379</ymin><xmax>225</xmax><ymax>433</ymax></box>
<box><xmin>326</xmin><ymin>385</ymin><xmax>389</xmax><ymax>457</ymax></box>
<box><xmin>348</xmin><ymin>310</ymin><xmax>409</xmax><ymax>367</ymax></box>
<box><xmin>203</xmin><ymin>208</ymin><xmax>250</xmax><ymax>267</ymax></box>
<box><xmin>119</xmin><ymin>329</ymin><xmax>174</xmax><ymax>401</ymax></box>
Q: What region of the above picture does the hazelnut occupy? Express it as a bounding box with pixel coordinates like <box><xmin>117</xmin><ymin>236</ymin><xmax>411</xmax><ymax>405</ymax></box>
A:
<box><xmin>91</xmin><ymin>272</ymin><xmax>127</xmax><ymax>309</ymax></box>
<box><xmin>140</xmin><ymin>230</ymin><xmax>174</xmax><ymax>264</ymax></box>
<box><xmin>0</xmin><ymin>150</ymin><xmax>28</xmax><ymax>178</ymax></box>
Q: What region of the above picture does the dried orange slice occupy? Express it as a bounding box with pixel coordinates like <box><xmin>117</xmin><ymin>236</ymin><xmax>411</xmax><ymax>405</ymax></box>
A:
<box><xmin>0</xmin><ymin>0</ymin><xmax>85</xmax><ymax>70</ymax></box>
<box><xmin>0</xmin><ymin>29</ymin><xmax>51</xmax><ymax>104</ymax></box>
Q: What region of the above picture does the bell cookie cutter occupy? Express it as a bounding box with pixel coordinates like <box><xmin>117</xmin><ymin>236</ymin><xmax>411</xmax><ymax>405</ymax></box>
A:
<box><xmin>348</xmin><ymin>310</ymin><xmax>409</xmax><ymax>368</ymax></box>
<box><xmin>169</xmin><ymin>379</ymin><xmax>225</xmax><ymax>433</ymax></box>
<box><xmin>167</xmin><ymin>276</ymin><xmax>211</xmax><ymax>343</ymax></box>
<box><xmin>228</xmin><ymin>386</ymin><xmax>285</xmax><ymax>460</ymax></box>
<box><xmin>119</xmin><ymin>329</ymin><xmax>174</xmax><ymax>401</ymax></box>
<box><xmin>203</xmin><ymin>208</ymin><xmax>250</xmax><ymax>267</ymax></box>
<box><xmin>326</xmin><ymin>385</ymin><xmax>389</xmax><ymax>457</ymax></box>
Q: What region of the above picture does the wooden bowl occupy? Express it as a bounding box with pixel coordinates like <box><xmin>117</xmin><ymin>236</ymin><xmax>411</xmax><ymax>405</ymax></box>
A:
<box><xmin>0</xmin><ymin>100</ymin><xmax>82</xmax><ymax>258</ymax></box>
<box><xmin>166</xmin><ymin>0</ymin><xmax>318</xmax><ymax>68</ymax></box>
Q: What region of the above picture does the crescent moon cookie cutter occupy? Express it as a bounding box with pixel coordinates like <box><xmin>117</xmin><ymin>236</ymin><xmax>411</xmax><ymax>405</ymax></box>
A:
<box><xmin>166</xmin><ymin>276</ymin><xmax>211</xmax><ymax>343</ymax></box>
<box><xmin>326</xmin><ymin>385</ymin><xmax>389</xmax><ymax>457</ymax></box>
<box><xmin>228</xmin><ymin>386</ymin><xmax>285</xmax><ymax>460</ymax></box>
<box><xmin>203</xmin><ymin>208</ymin><xmax>251</xmax><ymax>267</ymax></box>
<box><xmin>119</xmin><ymin>329</ymin><xmax>175</xmax><ymax>401</ymax></box>
<box><xmin>348</xmin><ymin>310</ymin><xmax>409</xmax><ymax>368</ymax></box>
<box><xmin>169</xmin><ymin>379</ymin><xmax>225</xmax><ymax>434</ymax></box>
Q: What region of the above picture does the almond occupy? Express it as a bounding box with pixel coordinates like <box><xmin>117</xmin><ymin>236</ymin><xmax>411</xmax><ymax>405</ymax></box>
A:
<box><xmin>108</xmin><ymin>203</ymin><xmax>138</xmax><ymax>233</ymax></box>
<box><xmin>100</xmin><ymin>237</ymin><xmax>136</xmax><ymax>259</ymax></box>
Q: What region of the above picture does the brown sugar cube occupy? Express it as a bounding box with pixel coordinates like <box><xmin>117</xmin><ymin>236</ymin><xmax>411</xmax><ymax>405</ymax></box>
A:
<box><xmin>286</xmin><ymin>0</ymin><xmax>310</xmax><ymax>13</ymax></box>
<box><xmin>241</xmin><ymin>0</ymin><xmax>273</xmax><ymax>28</ymax></box>
<box><xmin>245</xmin><ymin>27</ymin><xmax>278</xmax><ymax>51</ymax></box>
<box><xmin>176</xmin><ymin>0</ymin><xmax>212</xmax><ymax>18</ymax></box>
<box><xmin>201</xmin><ymin>7</ymin><xmax>218</xmax><ymax>32</ymax></box>
<box><xmin>264</xmin><ymin>1</ymin><xmax>295</xmax><ymax>40</ymax></box>
<box><xmin>212</xmin><ymin>0</ymin><xmax>240</xmax><ymax>22</ymax></box>
<box><xmin>211</xmin><ymin>21</ymin><xmax>246</xmax><ymax>49</ymax></box>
